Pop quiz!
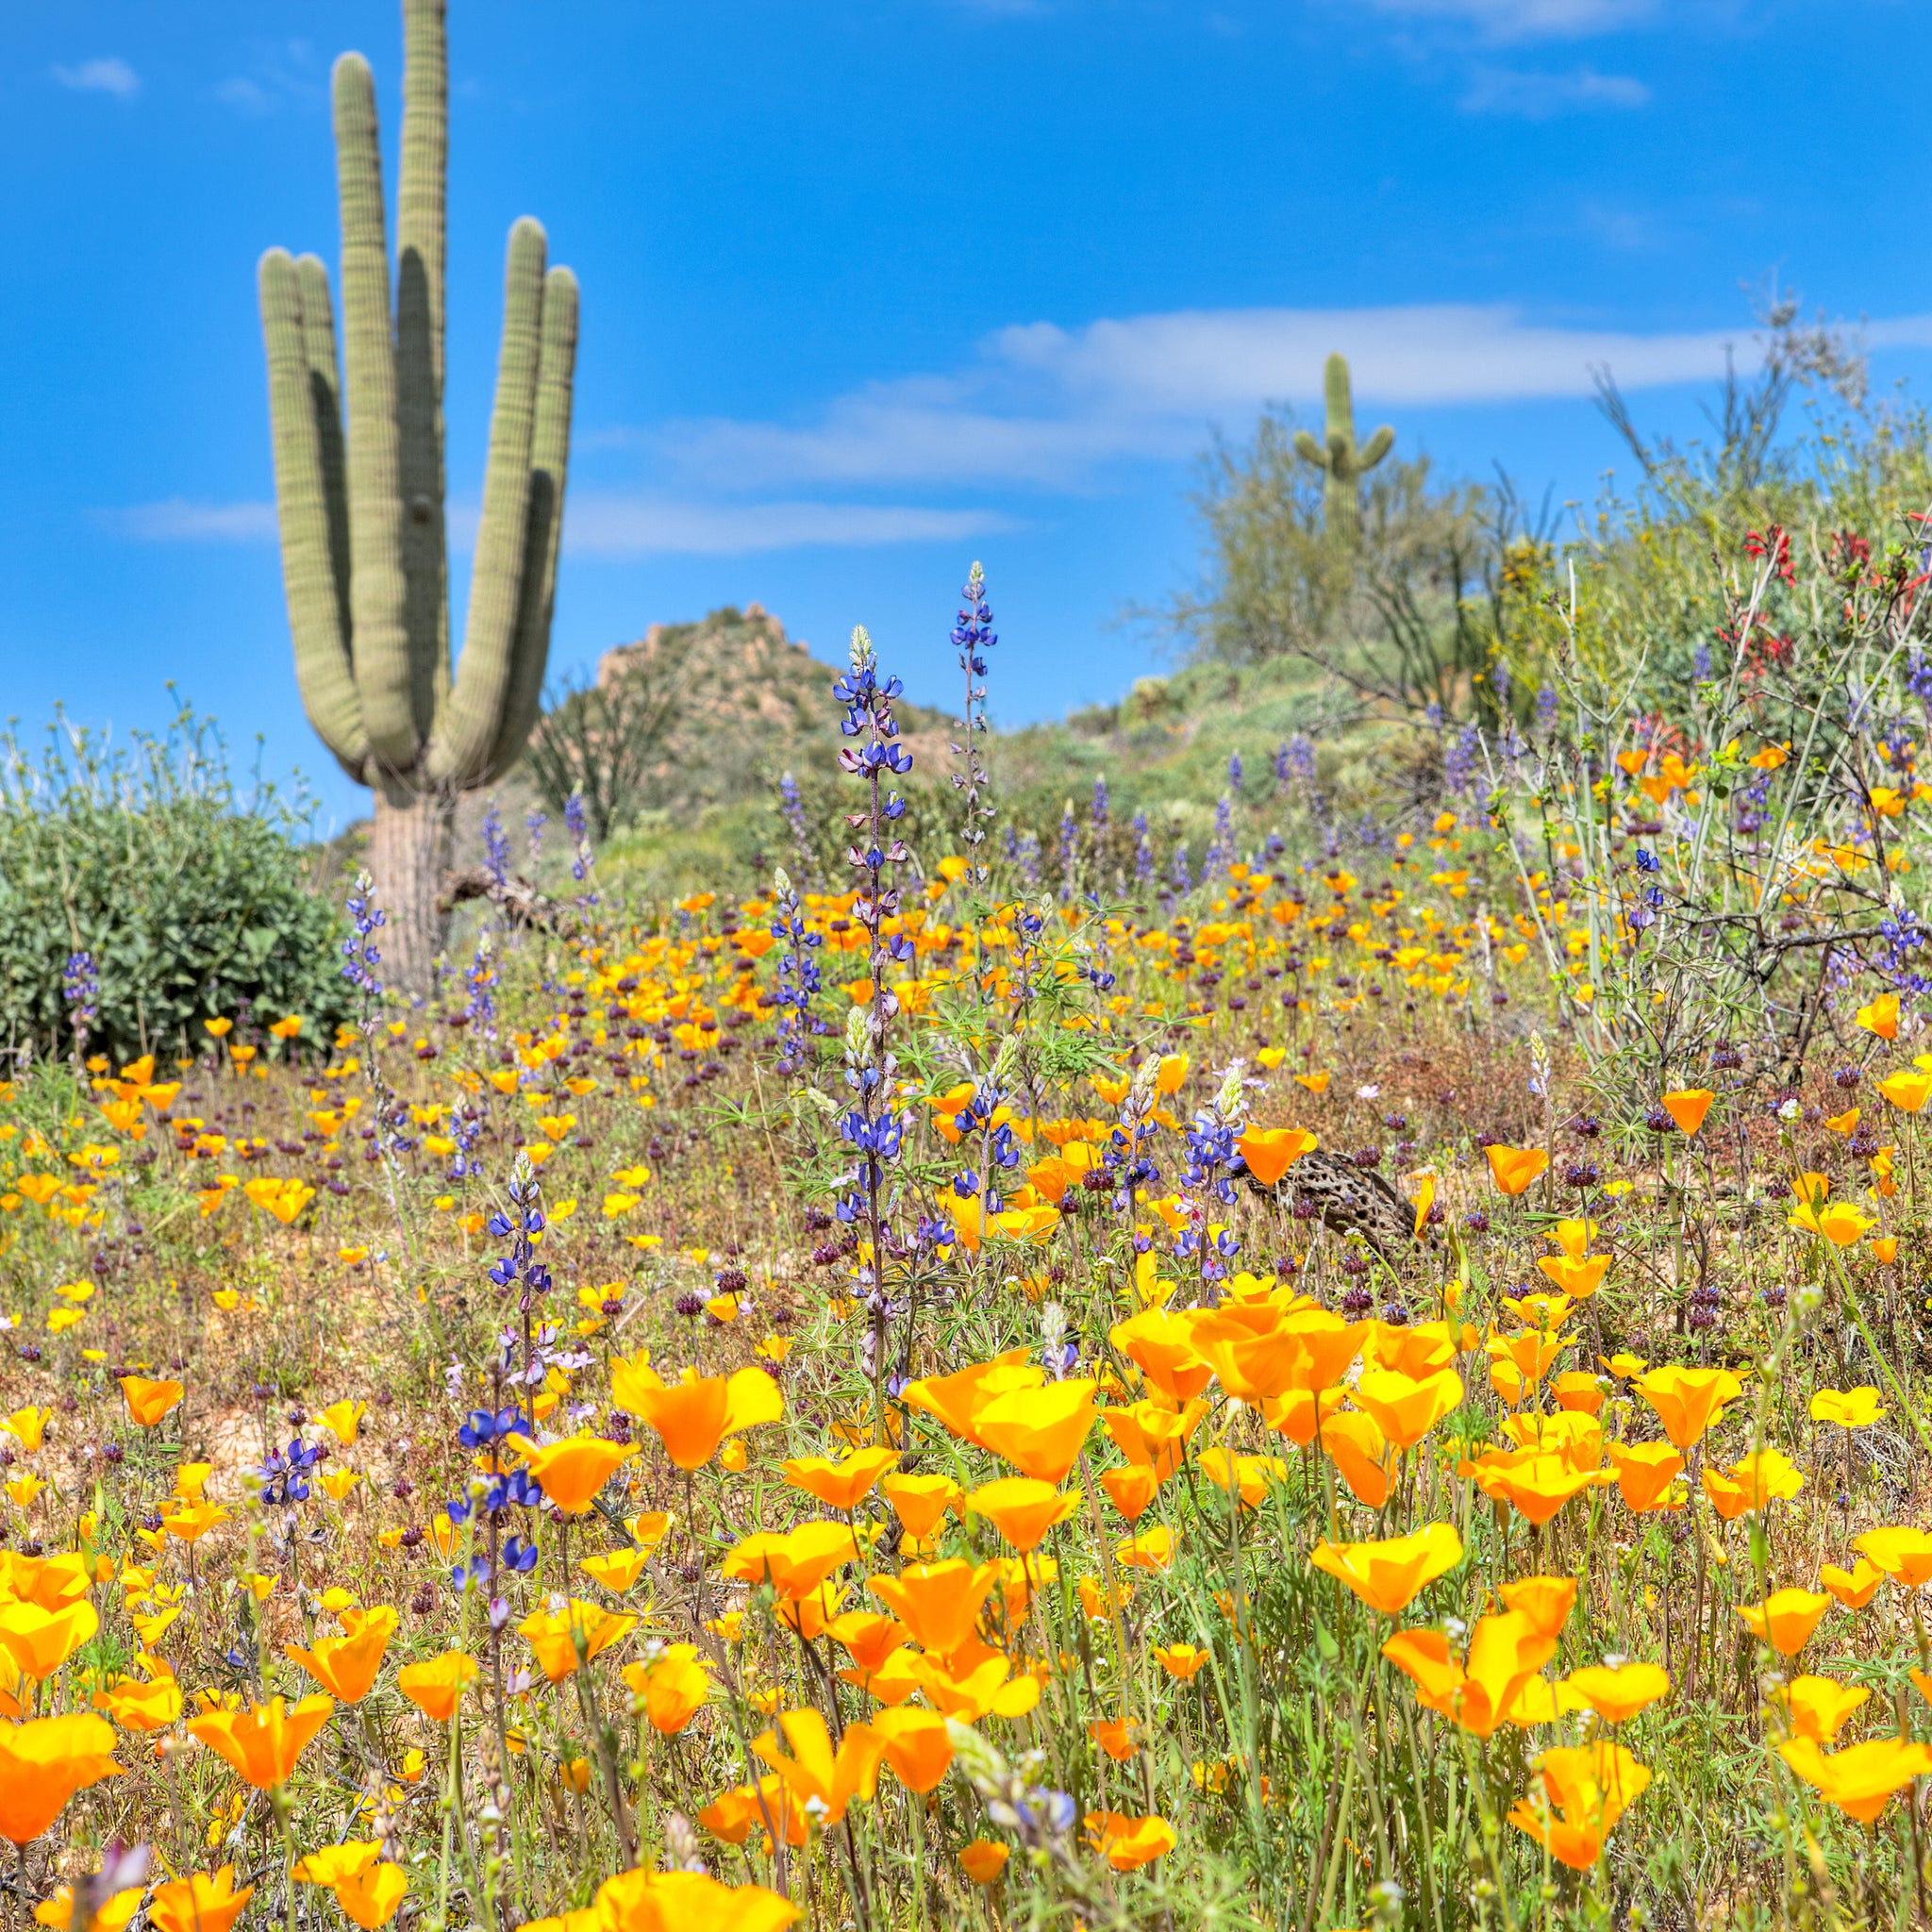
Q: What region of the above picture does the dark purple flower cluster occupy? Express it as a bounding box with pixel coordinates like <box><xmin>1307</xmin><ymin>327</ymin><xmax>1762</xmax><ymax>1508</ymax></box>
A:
<box><xmin>769</xmin><ymin>868</ymin><xmax>824</xmax><ymax>1077</ymax></box>
<box><xmin>341</xmin><ymin>871</ymin><xmax>385</xmax><ymax>998</ymax></box>
<box><xmin>63</xmin><ymin>949</ymin><xmax>98</xmax><ymax>1058</ymax></box>
<box><xmin>487</xmin><ymin>1160</ymin><xmax>552</xmax><ymax>1315</ymax></box>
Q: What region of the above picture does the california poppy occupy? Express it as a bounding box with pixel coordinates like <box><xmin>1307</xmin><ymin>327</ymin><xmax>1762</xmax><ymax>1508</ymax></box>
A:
<box><xmin>1785</xmin><ymin>1675</ymin><xmax>1870</xmax><ymax>1745</ymax></box>
<box><xmin>148</xmin><ymin>1869</ymin><xmax>253</xmax><ymax>1932</ymax></box>
<box><xmin>1634</xmin><ymin>1365</ymin><xmax>1740</xmax><ymax>1449</ymax></box>
<box><xmin>1736</xmin><ymin>1589</ymin><xmax>1832</xmax><ymax>1657</ymax></box>
<box><xmin>974</xmin><ymin>1379</ymin><xmax>1097</xmax><ymax>1484</ymax></box>
<box><xmin>1658</xmin><ymin>1089</ymin><xmax>1714</xmax><ymax>1135</ymax></box>
<box><xmin>967</xmin><ymin>1477</ymin><xmax>1078</xmax><ymax>1553</ymax></box>
<box><xmin>867</xmin><ymin>1560</ymin><xmax>999</xmax><ymax>1658</ymax></box>
<box><xmin>519</xmin><ymin>1434</ymin><xmax>638</xmax><ymax>1514</ymax></box>
<box><xmin>1083</xmin><ymin>1811</ymin><xmax>1176</xmax><ymax>1871</ymax></box>
<box><xmin>722</xmin><ymin>1522</ymin><xmax>861</xmax><ymax>1600</ymax></box>
<box><xmin>1561</xmin><ymin>1661</ymin><xmax>1669</xmax><ymax>1724</ymax></box>
<box><xmin>1309</xmin><ymin>1523</ymin><xmax>1463</xmax><ymax>1614</ymax></box>
<box><xmin>285</xmin><ymin>1606</ymin><xmax>397</xmax><ymax>1704</ymax></box>
<box><xmin>1484</xmin><ymin>1144</ymin><xmax>1549</xmax><ymax>1195</ymax></box>
<box><xmin>0</xmin><ymin>1713</ymin><xmax>123</xmax><ymax>1844</ymax></box>
<box><xmin>1507</xmin><ymin>1741</ymin><xmax>1651</xmax><ymax>1870</ymax></box>
<box><xmin>625</xmin><ymin>1365</ymin><xmax>783</xmax><ymax>1470</ymax></box>
<box><xmin>1778</xmin><ymin>1736</ymin><xmax>1932</xmax><ymax>1824</ymax></box>
<box><xmin>1236</xmin><ymin>1125</ymin><xmax>1318</xmax><ymax>1185</ymax></box>
<box><xmin>518</xmin><ymin>1600</ymin><xmax>636</xmax><ymax>1682</ymax></box>
<box><xmin>782</xmin><ymin>1445</ymin><xmax>897</xmax><ymax>1513</ymax></box>
<box><xmin>119</xmin><ymin>1376</ymin><xmax>184</xmax><ymax>1427</ymax></box>
<box><xmin>395</xmin><ymin>1651</ymin><xmax>477</xmax><ymax>1722</ymax></box>
<box><xmin>624</xmin><ymin>1645</ymin><xmax>710</xmax><ymax>1735</ymax></box>
<box><xmin>187</xmin><ymin>1694</ymin><xmax>333</xmax><ymax>1790</ymax></box>
<box><xmin>752</xmin><ymin>1708</ymin><xmax>883</xmax><ymax>1826</ymax></box>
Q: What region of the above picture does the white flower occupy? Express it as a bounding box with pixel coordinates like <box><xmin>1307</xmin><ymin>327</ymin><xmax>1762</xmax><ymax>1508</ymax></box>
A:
<box><xmin>1356</xmin><ymin>1083</ymin><xmax>1380</xmax><ymax>1100</ymax></box>
<box><xmin>1777</xmin><ymin>1098</ymin><xmax>1801</xmax><ymax>1121</ymax></box>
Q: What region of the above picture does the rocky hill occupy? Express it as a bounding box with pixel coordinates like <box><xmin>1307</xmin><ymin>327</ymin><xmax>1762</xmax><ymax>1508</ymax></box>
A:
<box><xmin>592</xmin><ymin>603</ymin><xmax>952</xmax><ymax>822</ymax></box>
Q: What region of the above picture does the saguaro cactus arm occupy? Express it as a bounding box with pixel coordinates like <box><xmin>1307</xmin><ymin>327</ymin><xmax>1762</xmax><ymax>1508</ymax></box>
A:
<box><xmin>426</xmin><ymin>219</ymin><xmax>547</xmax><ymax>786</ymax></box>
<box><xmin>333</xmin><ymin>51</ymin><xmax>417</xmax><ymax>772</ymax></box>
<box><xmin>258</xmin><ymin>248</ymin><xmax>368</xmax><ymax>780</ymax></box>
<box><xmin>1293</xmin><ymin>351</ymin><xmax>1393</xmax><ymax>537</ymax></box>
<box><xmin>485</xmin><ymin>263</ymin><xmax>579</xmax><ymax>785</ymax></box>
<box><xmin>395</xmin><ymin>0</ymin><xmax>449</xmax><ymax>743</ymax></box>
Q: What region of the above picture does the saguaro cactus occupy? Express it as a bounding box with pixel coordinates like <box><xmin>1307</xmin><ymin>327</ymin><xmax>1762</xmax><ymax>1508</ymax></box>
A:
<box><xmin>258</xmin><ymin>0</ymin><xmax>577</xmax><ymax>991</ymax></box>
<box><xmin>1293</xmin><ymin>353</ymin><xmax>1392</xmax><ymax>544</ymax></box>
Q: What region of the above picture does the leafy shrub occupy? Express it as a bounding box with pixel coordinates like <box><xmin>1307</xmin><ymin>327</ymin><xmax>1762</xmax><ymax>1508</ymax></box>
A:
<box><xmin>0</xmin><ymin>705</ymin><xmax>352</xmax><ymax>1067</ymax></box>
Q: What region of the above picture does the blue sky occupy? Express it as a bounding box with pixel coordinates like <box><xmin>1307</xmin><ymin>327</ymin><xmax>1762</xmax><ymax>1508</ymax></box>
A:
<box><xmin>3</xmin><ymin>0</ymin><xmax>1928</xmax><ymax>831</ymax></box>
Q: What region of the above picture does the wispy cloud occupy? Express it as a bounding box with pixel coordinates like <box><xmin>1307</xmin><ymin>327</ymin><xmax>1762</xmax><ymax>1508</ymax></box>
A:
<box><xmin>1345</xmin><ymin>0</ymin><xmax>1655</xmax><ymax>42</ymax></box>
<box><xmin>1460</xmin><ymin>63</ymin><xmax>1649</xmax><ymax>116</ymax></box>
<box><xmin>52</xmin><ymin>57</ymin><xmax>140</xmax><ymax>100</ymax></box>
<box><xmin>102</xmin><ymin>499</ymin><xmax>277</xmax><ymax>541</ymax></box>
<box><xmin>662</xmin><ymin>301</ymin><xmax>1918</xmax><ymax>493</ymax></box>
<box><xmin>215</xmin><ymin>76</ymin><xmax>276</xmax><ymax>117</ymax></box>
<box><xmin>560</xmin><ymin>497</ymin><xmax>1020</xmax><ymax>558</ymax></box>
<box><xmin>114</xmin><ymin>302</ymin><xmax>1932</xmax><ymax>551</ymax></box>
<box><xmin>101</xmin><ymin>493</ymin><xmax>1016</xmax><ymax>558</ymax></box>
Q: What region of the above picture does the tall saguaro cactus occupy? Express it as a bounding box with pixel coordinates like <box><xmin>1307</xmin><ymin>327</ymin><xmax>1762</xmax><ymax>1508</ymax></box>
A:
<box><xmin>1293</xmin><ymin>353</ymin><xmax>1393</xmax><ymax>544</ymax></box>
<box><xmin>258</xmin><ymin>0</ymin><xmax>577</xmax><ymax>991</ymax></box>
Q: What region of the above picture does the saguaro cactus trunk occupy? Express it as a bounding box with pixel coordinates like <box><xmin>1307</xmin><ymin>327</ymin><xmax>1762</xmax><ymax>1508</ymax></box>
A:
<box><xmin>258</xmin><ymin>0</ymin><xmax>577</xmax><ymax>991</ymax></box>
<box><xmin>1293</xmin><ymin>353</ymin><xmax>1393</xmax><ymax>545</ymax></box>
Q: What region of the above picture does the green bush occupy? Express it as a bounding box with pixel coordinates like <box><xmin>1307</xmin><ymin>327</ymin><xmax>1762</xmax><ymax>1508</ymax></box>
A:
<box><xmin>0</xmin><ymin>703</ymin><xmax>353</xmax><ymax>1068</ymax></box>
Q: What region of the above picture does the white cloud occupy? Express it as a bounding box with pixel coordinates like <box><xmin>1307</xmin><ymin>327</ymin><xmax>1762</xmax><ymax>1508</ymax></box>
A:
<box><xmin>104</xmin><ymin>499</ymin><xmax>277</xmax><ymax>541</ymax></box>
<box><xmin>101</xmin><ymin>493</ymin><xmax>1015</xmax><ymax>558</ymax></box>
<box><xmin>1345</xmin><ymin>0</ymin><xmax>1654</xmax><ymax>40</ymax></box>
<box><xmin>664</xmin><ymin>301</ymin><xmax>1931</xmax><ymax>492</ymax></box>
<box><xmin>560</xmin><ymin>497</ymin><xmax>1021</xmax><ymax>558</ymax></box>
<box><xmin>52</xmin><ymin>58</ymin><xmax>140</xmax><ymax>99</ymax></box>
<box><xmin>1460</xmin><ymin>63</ymin><xmax>1649</xmax><ymax>115</ymax></box>
<box><xmin>215</xmin><ymin>76</ymin><xmax>276</xmax><ymax>117</ymax></box>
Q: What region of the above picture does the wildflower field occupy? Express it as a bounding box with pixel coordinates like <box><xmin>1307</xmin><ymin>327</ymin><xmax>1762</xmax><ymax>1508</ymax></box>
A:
<box><xmin>9</xmin><ymin>516</ymin><xmax>1932</xmax><ymax>1932</ymax></box>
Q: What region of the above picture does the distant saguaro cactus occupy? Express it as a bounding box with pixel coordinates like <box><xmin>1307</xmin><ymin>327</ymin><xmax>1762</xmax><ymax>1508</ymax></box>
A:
<box><xmin>258</xmin><ymin>0</ymin><xmax>577</xmax><ymax>990</ymax></box>
<box><xmin>1293</xmin><ymin>353</ymin><xmax>1393</xmax><ymax>543</ymax></box>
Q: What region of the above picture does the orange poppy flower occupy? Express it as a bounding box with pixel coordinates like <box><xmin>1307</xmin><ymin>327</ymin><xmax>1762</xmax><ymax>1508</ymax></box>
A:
<box><xmin>1083</xmin><ymin>1811</ymin><xmax>1176</xmax><ymax>1871</ymax></box>
<box><xmin>148</xmin><ymin>1869</ymin><xmax>254</xmax><ymax>1932</ymax></box>
<box><xmin>867</xmin><ymin>1559</ymin><xmax>1000</xmax><ymax>1658</ymax></box>
<box><xmin>966</xmin><ymin>1477</ymin><xmax>1078</xmax><ymax>1553</ymax></box>
<box><xmin>1778</xmin><ymin>1737</ymin><xmax>1932</xmax><ymax>1824</ymax></box>
<box><xmin>1154</xmin><ymin>1642</ymin><xmax>1209</xmax><ymax>1681</ymax></box>
<box><xmin>1309</xmin><ymin>1523</ymin><xmax>1462</xmax><ymax>1614</ymax></box>
<box><xmin>1101</xmin><ymin>1397</ymin><xmax>1207</xmax><ymax>1476</ymax></box>
<box><xmin>1633</xmin><ymin>1365</ymin><xmax>1740</xmax><ymax>1449</ymax></box>
<box><xmin>871</xmin><ymin>1707</ymin><xmax>956</xmax><ymax>1793</ymax></box>
<box><xmin>517</xmin><ymin>1600</ymin><xmax>636</xmax><ymax>1682</ymax></box>
<box><xmin>395</xmin><ymin>1651</ymin><xmax>477</xmax><ymax>1723</ymax></box>
<box><xmin>1383</xmin><ymin>1609</ymin><xmax>1555</xmax><ymax>1739</ymax></box>
<box><xmin>751</xmin><ymin>1709</ymin><xmax>883</xmax><ymax>1827</ymax></box>
<box><xmin>1507</xmin><ymin>1740</ymin><xmax>1651</xmax><ymax>1871</ymax></box>
<box><xmin>1236</xmin><ymin>1126</ymin><xmax>1318</xmax><ymax>1184</ymax></box>
<box><xmin>1108</xmin><ymin>1313</ymin><xmax>1214</xmax><ymax>1405</ymax></box>
<box><xmin>1352</xmin><ymin>1366</ymin><xmax>1462</xmax><ymax>1449</ymax></box>
<box><xmin>1484</xmin><ymin>1144</ymin><xmax>1549</xmax><ymax>1195</ymax></box>
<box><xmin>1785</xmin><ymin>1675</ymin><xmax>1870</xmax><ymax>1745</ymax></box>
<box><xmin>1820</xmin><ymin>1557</ymin><xmax>1885</xmax><ymax>1609</ymax></box>
<box><xmin>1498</xmin><ymin>1574</ymin><xmax>1577</xmax><ymax>1638</ymax></box>
<box><xmin>1100</xmin><ymin>1463</ymin><xmax>1162</xmax><ymax>1522</ymax></box>
<box><xmin>879</xmin><ymin>1471</ymin><xmax>962</xmax><ymax>1539</ymax></box>
<box><xmin>1659</xmin><ymin>1089</ymin><xmax>1714</xmax><ymax>1135</ymax></box>
<box><xmin>119</xmin><ymin>1376</ymin><xmax>184</xmax><ymax>1428</ymax></box>
<box><xmin>518</xmin><ymin>1434</ymin><xmax>638</xmax><ymax>1514</ymax></box>
<box><xmin>900</xmin><ymin>1351</ymin><xmax>1042</xmax><ymax>1444</ymax></box>
<box><xmin>0</xmin><ymin>1713</ymin><xmax>123</xmax><ymax>1845</ymax></box>
<box><xmin>187</xmin><ymin>1694</ymin><xmax>333</xmax><ymax>1790</ymax></box>
<box><xmin>1701</xmin><ymin>1449</ymin><xmax>1803</xmax><ymax>1521</ymax></box>
<box><xmin>285</xmin><ymin>1606</ymin><xmax>397</xmax><ymax>1704</ymax></box>
<box><xmin>1736</xmin><ymin>1589</ymin><xmax>1832</xmax><ymax>1657</ymax></box>
<box><xmin>958</xmin><ymin>1840</ymin><xmax>1008</xmax><ymax>1886</ymax></box>
<box><xmin>1320</xmin><ymin>1408</ymin><xmax>1393</xmax><ymax>1507</ymax></box>
<box><xmin>1854</xmin><ymin>1525</ymin><xmax>1932</xmax><ymax>1587</ymax></box>
<box><xmin>1561</xmin><ymin>1662</ymin><xmax>1669</xmax><ymax>1724</ymax></box>
<box><xmin>1606</xmin><ymin>1441</ymin><xmax>1685</xmax><ymax>1513</ymax></box>
<box><xmin>623</xmin><ymin>1364</ymin><xmax>783</xmax><ymax>1470</ymax></box>
<box><xmin>974</xmin><ymin>1379</ymin><xmax>1097</xmax><ymax>1484</ymax></box>
<box><xmin>781</xmin><ymin>1445</ymin><xmax>897</xmax><ymax>1513</ymax></box>
<box><xmin>721</xmin><ymin>1522</ymin><xmax>861</xmax><ymax>1601</ymax></box>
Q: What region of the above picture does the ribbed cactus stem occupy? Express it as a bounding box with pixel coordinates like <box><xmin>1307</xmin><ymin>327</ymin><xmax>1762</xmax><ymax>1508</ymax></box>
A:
<box><xmin>427</xmin><ymin>219</ymin><xmax>546</xmax><ymax>785</ymax></box>
<box><xmin>259</xmin><ymin>1</ymin><xmax>577</xmax><ymax>989</ymax></box>
<box><xmin>293</xmin><ymin>254</ymin><xmax>352</xmax><ymax>654</ymax></box>
<box><xmin>333</xmin><ymin>51</ymin><xmax>414</xmax><ymax>771</ymax></box>
<box><xmin>395</xmin><ymin>0</ymin><xmax>448</xmax><ymax>739</ymax></box>
<box><xmin>259</xmin><ymin>248</ymin><xmax>367</xmax><ymax>778</ymax></box>
<box><xmin>1293</xmin><ymin>351</ymin><xmax>1394</xmax><ymax>542</ymax></box>
<box><xmin>487</xmin><ymin>265</ymin><xmax>579</xmax><ymax>783</ymax></box>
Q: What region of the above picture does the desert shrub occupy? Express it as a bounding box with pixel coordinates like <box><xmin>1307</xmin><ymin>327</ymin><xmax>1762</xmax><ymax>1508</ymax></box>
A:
<box><xmin>0</xmin><ymin>704</ymin><xmax>352</xmax><ymax>1067</ymax></box>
